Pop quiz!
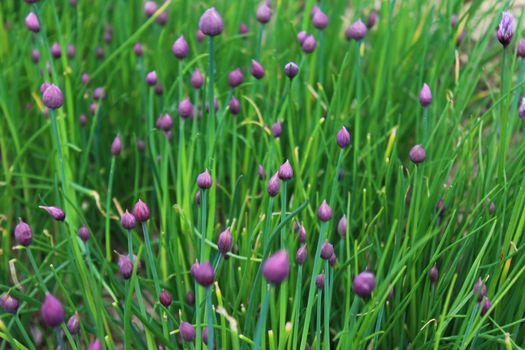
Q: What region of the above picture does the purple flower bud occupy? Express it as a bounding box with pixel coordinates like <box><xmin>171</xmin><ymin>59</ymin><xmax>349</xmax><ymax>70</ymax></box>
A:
<box><xmin>186</xmin><ymin>291</ymin><xmax>195</xmax><ymax>306</ymax></box>
<box><xmin>336</xmin><ymin>126</ymin><xmax>351</xmax><ymax>148</ymax></box>
<box><xmin>497</xmin><ymin>12</ymin><xmax>515</xmax><ymax>48</ymax></box>
<box><xmin>218</xmin><ymin>228</ymin><xmax>233</xmax><ymax>255</ymax></box>
<box><xmin>489</xmin><ymin>201</ymin><xmax>495</xmax><ymax>216</ymax></box>
<box><xmin>205</xmin><ymin>97</ymin><xmax>219</xmax><ymax>113</ymax></box>
<box><xmin>155</xmin><ymin>84</ymin><xmax>163</xmax><ymax>96</ymax></box>
<box><xmin>429</xmin><ymin>265</ymin><xmax>438</xmax><ymax>284</ymax></box>
<box><xmin>160</xmin><ymin>290</ymin><xmax>172</xmax><ymax>307</ymax></box>
<box><xmin>40</xmin><ymin>206</ymin><xmax>65</xmax><ymax>221</ymax></box>
<box><xmin>298</xmin><ymin>225</ymin><xmax>306</xmax><ymax>243</ymax></box>
<box><xmin>409</xmin><ymin>144</ymin><xmax>426</xmax><ymax>164</ymax></box>
<box><xmin>25</xmin><ymin>12</ymin><xmax>40</xmax><ymax>33</ymax></box>
<box><xmin>41</xmin><ymin>293</ymin><xmax>65</xmax><ymax>328</ymax></box>
<box><xmin>256</xmin><ymin>3</ymin><xmax>272</xmax><ymax>24</ymax></box>
<box><xmin>144</xmin><ymin>1</ymin><xmax>158</xmax><ymax>17</ymax></box>
<box><xmin>42</xmin><ymin>84</ymin><xmax>64</xmax><ymax>109</ymax></box>
<box><xmin>133</xmin><ymin>199</ymin><xmax>150</xmax><ymax>222</ymax></box>
<box><xmin>196</xmin><ymin>30</ymin><xmax>205</xmax><ymax>43</ymax></box>
<box><xmin>239</xmin><ymin>23</ymin><xmax>248</xmax><ymax>35</ymax></box>
<box><xmin>88</xmin><ymin>339</ymin><xmax>103</xmax><ymax>350</ymax></box>
<box><xmin>367</xmin><ymin>11</ymin><xmax>378</xmax><ymax>29</ymax></box>
<box><xmin>229</xmin><ymin>97</ymin><xmax>241</xmax><ymax>115</ymax></box>
<box><xmin>337</xmin><ymin>215</ymin><xmax>347</xmax><ymax>237</ymax></box>
<box><xmin>310</xmin><ymin>6</ymin><xmax>320</xmax><ymax>17</ymax></box>
<box><xmin>0</xmin><ymin>294</ymin><xmax>19</xmax><ymax>314</ymax></box>
<box><xmin>172</xmin><ymin>35</ymin><xmax>189</xmax><ymax>59</ymax></box>
<box><xmin>345</xmin><ymin>19</ymin><xmax>368</xmax><ymax>41</ymax></box>
<box><xmin>197</xmin><ymin>169</ymin><xmax>212</xmax><ymax>189</ymax></box>
<box><xmin>451</xmin><ymin>15</ymin><xmax>458</xmax><ymax>28</ymax></box>
<box><xmin>180</xmin><ymin>322</ymin><xmax>196</xmax><ymax>342</ymax></box>
<box><xmin>195</xmin><ymin>191</ymin><xmax>201</xmax><ymax>205</ymax></box>
<box><xmin>419</xmin><ymin>83</ymin><xmax>432</xmax><ymax>107</ymax></box>
<box><xmin>352</xmin><ymin>271</ymin><xmax>376</xmax><ymax>298</ymax></box>
<box><xmin>297</xmin><ymin>31</ymin><xmax>307</xmax><ymax>44</ymax></box>
<box><xmin>51</xmin><ymin>42</ymin><xmax>61</xmax><ymax>59</ymax></box>
<box><xmin>473</xmin><ymin>278</ymin><xmax>487</xmax><ymax>303</ymax></box>
<box><xmin>312</xmin><ymin>10</ymin><xmax>328</xmax><ymax>29</ymax></box>
<box><xmin>317</xmin><ymin>200</ymin><xmax>332</xmax><ymax>222</ymax></box>
<box><xmin>202</xmin><ymin>327</ymin><xmax>211</xmax><ymax>345</ymax></box>
<box><xmin>329</xmin><ymin>253</ymin><xmax>337</xmax><ymax>267</ymax></box>
<box><xmin>159</xmin><ymin>114</ymin><xmax>173</xmax><ymax>131</ymax></box>
<box><xmin>519</xmin><ymin>97</ymin><xmax>525</xmax><ymax>120</ymax></box>
<box><xmin>480</xmin><ymin>297</ymin><xmax>491</xmax><ymax>316</ymax></box>
<box><xmin>267</xmin><ymin>173</ymin><xmax>280</xmax><ymax>197</ymax></box>
<box><xmin>228</xmin><ymin>68</ymin><xmax>244</xmax><ymax>88</ymax></box>
<box><xmin>31</xmin><ymin>49</ymin><xmax>40</xmax><ymax>63</ymax></box>
<box><xmin>156</xmin><ymin>11</ymin><xmax>168</xmax><ymax>25</ymax></box>
<box><xmin>251</xmin><ymin>59</ymin><xmax>265</xmax><ymax>80</ymax></box>
<box><xmin>111</xmin><ymin>135</ymin><xmax>122</xmax><ymax>156</ymax></box>
<box><xmin>79</xmin><ymin>114</ymin><xmax>87</xmax><ymax>127</ymax></box>
<box><xmin>278</xmin><ymin>159</ymin><xmax>293</xmax><ymax>181</ymax></box>
<box><xmin>103</xmin><ymin>31</ymin><xmax>112</xmax><ymax>44</ymax></box>
<box><xmin>95</xmin><ymin>47</ymin><xmax>105</xmax><ymax>60</ymax></box>
<box><xmin>82</xmin><ymin>73</ymin><xmax>90</xmax><ymax>85</ymax></box>
<box><xmin>316</xmin><ymin>274</ymin><xmax>325</xmax><ymax>289</ymax></box>
<box><xmin>93</xmin><ymin>87</ymin><xmax>105</xmax><ymax>101</ymax></box>
<box><xmin>191</xmin><ymin>261</ymin><xmax>215</xmax><ymax>287</ymax></box>
<box><xmin>320</xmin><ymin>242</ymin><xmax>334</xmax><ymax>260</ymax></box>
<box><xmin>67</xmin><ymin>44</ymin><xmax>75</xmax><ymax>59</ymax></box>
<box><xmin>146</xmin><ymin>71</ymin><xmax>158</xmax><ymax>86</ymax></box>
<box><xmin>67</xmin><ymin>314</ymin><xmax>80</xmax><ymax>335</ymax></box>
<box><xmin>435</xmin><ymin>198</ymin><xmax>445</xmax><ymax>217</ymax></box>
<box><xmin>15</xmin><ymin>218</ymin><xmax>33</xmax><ymax>246</ymax></box>
<box><xmin>175</xmin><ymin>98</ymin><xmax>193</xmax><ymax>120</ymax></box>
<box><xmin>134</xmin><ymin>43</ymin><xmax>144</xmax><ymax>57</ymax></box>
<box><xmin>518</xmin><ymin>39</ymin><xmax>525</xmax><ymax>58</ymax></box>
<box><xmin>296</xmin><ymin>245</ymin><xmax>307</xmax><ymax>265</ymax></box>
<box><xmin>90</xmin><ymin>103</ymin><xmax>97</xmax><ymax>114</ymax></box>
<box><xmin>191</xmin><ymin>69</ymin><xmax>204</xmax><ymax>89</ymax></box>
<box><xmin>301</xmin><ymin>35</ymin><xmax>317</xmax><ymax>53</ymax></box>
<box><xmin>40</xmin><ymin>82</ymin><xmax>50</xmax><ymax>95</ymax></box>
<box><xmin>199</xmin><ymin>8</ymin><xmax>224</xmax><ymax>37</ymax></box>
<box><xmin>284</xmin><ymin>62</ymin><xmax>299</xmax><ymax>80</ymax></box>
<box><xmin>121</xmin><ymin>210</ymin><xmax>137</xmax><ymax>230</ymax></box>
<box><xmin>78</xmin><ymin>225</ymin><xmax>90</xmax><ymax>242</ymax></box>
<box><xmin>25</xmin><ymin>0</ymin><xmax>40</xmax><ymax>3</ymax></box>
<box><xmin>258</xmin><ymin>164</ymin><xmax>266</xmax><ymax>179</ymax></box>
<box><xmin>272</xmin><ymin>121</ymin><xmax>282</xmax><ymax>138</ymax></box>
<box><xmin>263</xmin><ymin>250</ymin><xmax>290</xmax><ymax>285</ymax></box>
<box><xmin>118</xmin><ymin>255</ymin><xmax>133</xmax><ymax>279</ymax></box>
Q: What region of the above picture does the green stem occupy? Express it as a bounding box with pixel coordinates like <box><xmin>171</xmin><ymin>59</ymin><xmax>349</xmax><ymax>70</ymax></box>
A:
<box><xmin>27</xmin><ymin>248</ymin><xmax>47</xmax><ymax>294</ymax></box>
<box><xmin>324</xmin><ymin>262</ymin><xmax>330</xmax><ymax>349</ymax></box>
<box><xmin>254</xmin><ymin>285</ymin><xmax>272</xmax><ymax>350</ymax></box>
<box><xmin>105</xmin><ymin>156</ymin><xmax>116</xmax><ymax>261</ymax></box>
<box><xmin>141</xmin><ymin>222</ymin><xmax>160</xmax><ymax>297</ymax></box>
<box><xmin>55</xmin><ymin>328</ymin><xmax>65</xmax><ymax>350</ymax></box>
<box><xmin>207</xmin><ymin>288</ymin><xmax>214</xmax><ymax>349</ymax></box>
<box><xmin>316</xmin><ymin>291</ymin><xmax>321</xmax><ymax>350</ymax></box>
<box><xmin>206</xmin><ymin>37</ymin><xmax>216</xmax><ymax>167</ymax></box>
<box><xmin>200</xmin><ymin>189</ymin><xmax>208</xmax><ymax>261</ymax></box>
<box><xmin>352</xmin><ymin>42</ymin><xmax>362</xmax><ymax>187</ymax></box>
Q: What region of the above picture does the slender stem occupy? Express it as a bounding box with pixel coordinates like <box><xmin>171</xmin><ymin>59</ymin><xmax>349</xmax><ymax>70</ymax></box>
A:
<box><xmin>127</xmin><ymin>230</ymin><xmax>133</xmax><ymax>260</ymax></box>
<box><xmin>195</xmin><ymin>281</ymin><xmax>202</xmax><ymax>350</ymax></box>
<box><xmin>499</xmin><ymin>48</ymin><xmax>508</xmax><ymax>179</ymax></box>
<box><xmin>291</xmin><ymin>266</ymin><xmax>303</xmax><ymax>350</ymax></box>
<box><xmin>27</xmin><ymin>248</ymin><xmax>47</xmax><ymax>293</ymax></box>
<box><xmin>207</xmin><ymin>288</ymin><xmax>214</xmax><ymax>349</ymax></box>
<box><xmin>15</xmin><ymin>315</ymin><xmax>35</xmax><ymax>350</ymax></box>
<box><xmin>206</xmin><ymin>37</ymin><xmax>215</xmax><ymax>167</ymax></box>
<box><xmin>200</xmin><ymin>189</ymin><xmax>207</xmax><ymax>261</ymax></box>
<box><xmin>105</xmin><ymin>156</ymin><xmax>116</xmax><ymax>261</ymax></box>
<box><xmin>280</xmin><ymin>182</ymin><xmax>287</xmax><ymax>248</ymax></box>
<box><xmin>141</xmin><ymin>222</ymin><xmax>160</xmax><ymax>297</ymax></box>
<box><xmin>256</xmin><ymin>25</ymin><xmax>264</xmax><ymax>61</ymax></box>
<box><xmin>352</xmin><ymin>42</ymin><xmax>362</xmax><ymax>187</ymax></box>
<box><xmin>423</xmin><ymin>107</ymin><xmax>428</xmax><ymax>145</ymax></box>
<box><xmin>323</xmin><ymin>263</ymin><xmax>330</xmax><ymax>350</ymax></box>
<box><xmin>55</xmin><ymin>328</ymin><xmax>65</xmax><ymax>350</ymax></box>
<box><xmin>316</xmin><ymin>291</ymin><xmax>321</xmax><ymax>350</ymax></box>
<box><xmin>254</xmin><ymin>285</ymin><xmax>272</xmax><ymax>350</ymax></box>
<box><xmin>50</xmin><ymin>110</ymin><xmax>66</xmax><ymax>192</ymax></box>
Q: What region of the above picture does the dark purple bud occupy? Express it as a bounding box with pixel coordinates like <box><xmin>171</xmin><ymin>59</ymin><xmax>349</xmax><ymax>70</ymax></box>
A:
<box><xmin>263</xmin><ymin>250</ymin><xmax>290</xmax><ymax>285</ymax></box>
<box><xmin>352</xmin><ymin>271</ymin><xmax>376</xmax><ymax>298</ymax></box>
<box><xmin>229</xmin><ymin>97</ymin><xmax>241</xmax><ymax>115</ymax></box>
<box><xmin>497</xmin><ymin>12</ymin><xmax>515</xmax><ymax>48</ymax></box>
<box><xmin>451</xmin><ymin>15</ymin><xmax>458</xmax><ymax>28</ymax></box>
<box><xmin>146</xmin><ymin>71</ymin><xmax>158</xmax><ymax>86</ymax></box>
<box><xmin>121</xmin><ymin>210</ymin><xmax>136</xmax><ymax>231</ymax></box>
<box><xmin>82</xmin><ymin>73</ymin><xmax>90</xmax><ymax>85</ymax></box>
<box><xmin>42</xmin><ymin>84</ymin><xmax>64</xmax><ymax>110</ymax></box>
<box><xmin>196</xmin><ymin>30</ymin><xmax>205</xmax><ymax>43</ymax></box>
<box><xmin>31</xmin><ymin>49</ymin><xmax>40</xmax><ymax>63</ymax></box>
<box><xmin>103</xmin><ymin>31</ymin><xmax>112</xmax><ymax>44</ymax></box>
<box><xmin>25</xmin><ymin>12</ymin><xmax>40</xmax><ymax>33</ymax></box>
<box><xmin>180</xmin><ymin>322</ymin><xmax>196</xmax><ymax>342</ymax></box>
<box><xmin>329</xmin><ymin>253</ymin><xmax>337</xmax><ymax>267</ymax></box>
<box><xmin>258</xmin><ymin>164</ymin><xmax>266</xmax><ymax>179</ymax></box>
<box><xmin>111</xmin><ymin>135</ymin><xmax>122</xmax><ymax>156</ymax></box>
<box><xmin>136</xmin><ymin>139</ymin><xmax>145</xmax><ymax>152</ymax></box>
<box><xmin>480</xmin><ymin>297</ymin><xmax>491</xmax><ymax>316</ymax></box>
<box><xmin>159</xmin><ymin>114</ymin><xmax>173</xmax><ymax>132</ymax></box>
<box><xmin>156</xmin><ymin>12</ymin><xmax>168</xmax><ymax>25</ymax></box>
<box><xmin>409</xmin><ymin>144</ymin><xmax>426</xmax><ymax>164</ymax></box>
<box><xmin>251</xmin><ymin>59</ymin><xmax>265</xmax><ymax>80</ymax></box>
<box><xmin>298</xmin><ymin>225</ymin><xmax>306</xmax><ymax>243</ymax></box>
<box><xmin>256</xmin><ymin>3</ymin><xmax>272</xmax><ymax>24</ymax></box>
<box><xmin>336</xmin><ymin>126</ymin><xmax>351</xmax><ymax>148</ymax></box>
<box><xmin>267</xmin><ymin>173</ymin><xmax>280</xmax><ymax>197</ymax></box>
<box><xmin>312</xmin><ymin>10</ymin><xmax>328</xmax><ymax>29</ymax></box>
<box><xmin>297</xmin><ymin>31</ymin><xmax>307</xmax><ymax>44</ymax></box>
<box><xmin>160</xmin><ymin>290</ymin><xmax>172</xmax><ymax>307</ymax></box>
<box><xmin>436</xmin><ymin>198</ymin><xmax>445</xmax><ymax>217</ymax></box>
<box><xmin>0</xmin><ymin>294</ymin><xmax>19</xmax><ymax>314</ymax></box>
<box><xmin>144</xmin><ymin>1</ymin><xmax>158</xmax><ymax>17</ymax></box>
<box><xmin>195</xmin><ymin>191</ymin><xmax>201</xmax><ymax>205</ymax></box>
<box><xmin>78</xmin><ymin>225</ymin><xmax>90</xmax><ymax>242</ymax></box>
<box><xmin>95</xmin><ymin>47</ymin><xmax>105</xmax><ymax>60</ymax></box>
<box><xmin>87</xmin><ymin>339</ymin><xmax>103</xmax><ymax>350</ymax></box>
<box><xmin>186</xmin><ymin>291</ymin><xmax>195</xmax><ymax>306</ymax></box>
<box><xmin>41</xmin><ymin>293</ymin><xmax>65</xmax><ymax>328</ymax></box>
<box><xmin>419</xmin><ymin>83</ymin><xmax>432</xmax><ymax>107</ymax></box>
<box><xmin>272</xmin><ymin>121</ymin><xmax>282</xmax><ymax>138</ymax></box>
<box><xmin>119</xmin><ymin>255</ymin><xmax>133</xmax><ymax>279</ymax></box>
<box><xmin>90</xmin><ymin>103</ymin><xmax>97</xmax><ymax>114</ymax></box>
<box><xmin>284</xmin><ymin>62</ymin><xmax>299</xmax><ymax>80</ymax></box>
<box><xmin>367</xmin><ymin>11</ymin><xmax>378</xmax><ymax>29</ymax></box>
<box><xmin>296</xmin><ymin>245</ymin><xmax>307</xmax><ymax>265</ymax></box>
<box><xmin>199</xmin><ymin>8</ymin><xmax>224</xmax><ymax>37</ymax></box>
<box><xmin>197</xmin><ymin>170</ymin><xmax>212</xmax><ymax>189</ymax></box>
<box><xmin>489</xmin><ymin>201</ymin><xmax>495</xmax><ymax>216</ymax></box>
<box><xmin>320</xmin><ymin>242</ymin><xmax>334</xmax><ymax>260</ymax></box>
<box><xmin>228</xmin><ymin>68</ymin><xmax>244</xmax><ymax>88</ymax></box>
<box><xmin>51</xmin><ymin>43</ymin><xmax>61</xmax><ymax>59</ymax></box>
<box><xmin>456</xmin><ymin>30</ymin><xmax>466</xmax><ymax>46</ymax></box>
<box><xmin>239</xmin><ymin>23</ymin><xmax>248</xmax><ymax>35</ymax></box>
<box><xmin>15</xmin><ymin>218</ymin><xmax>33</xmax><ymax>246</ymax></box>
<box><xmin>316</xmin><ymin>274</ymin><xmax>325</xmax><ymax>289</ymax></box>
<box><xmin>278</xmin><ymin>159</ymin><xmax>293</xmax><ymax>181</ymax></box>
<box><xmin>93</xmin><ymin>87</ymin><xmax>105</xmax><ymax>101</ymax></box>
<box><xmin>518</xmin><ymin>39</ymin><xmax>525</xmax><ymax>58</ymax></box>
<box><xmin>67</xmin><ymin>45</ymin><xmax>75</xmax><ymax>59</ymax></box>
<box><xmin>134</xmin><ymin>43</ymin><xmax>143</xmax><ymax>57</ymax></box>
<box><xmin>66</xmin><ymin>314</ymin><xmax>80</xmax><ymax>335</ymax></box>
<box><xmin>429</xmin><ymin>265</ymin><xmax>438</xmax><ymax>284</ymax></box>
<box><xmin>473</xmin><ymin>278</ymin><xmax>487</xmax><ymax>303</ymax></box>
<box><xmin>25</xmin><ymin>0</ymin><xmax>40</xmax><ymax>3</ymax></box>
<box><xmin>191</xmin><ymin>69</ymin><xmax>204</xmax><ymax>89</ymax></box>
<box><xmin>155</xmin><ymin>84</ymin><xmax>163</xmax><ymax>96</ymax></box>
<box><xmin>345</xmin><ymin>20</ymin><xmax>368</xmax><ymax>41</ymax></box>
<box><xmin>191</xmin><ymin>261</ymin><xmax>215</xmax><ymax>287</ymax></box>
<box><xmin>40</xmin><ymin>206</ymin><xmax>65</xmax><ymax>221</ymax></box>
<box><xmin>218</xmin><ymin>229</ymin><xmax>233</xmax><ymax>255</ymax></box>
<box><xmin>301</xmin><ymin>35</ymin><xmax>317</xmax><ymax>53</ymax></box>
<box><xmin>202</xmin><ymin>327</ymin><xmax>212</xmax><ymax>345</ymax></box>
<box><xmin>206</xmin><ymin>97</ymin><xmax>219</xmax><ymax>113</ymax></box>
<box><xmin>178</xmin><ymin>98</ymin><xmax>194</xmax><ymax>119</ymax></box>
<box><xmin>317</xmin><ymin>200</ymin><xmax>332</xmax><ymax>222</ymax></box>
<box><xmin>172</xmin><ymin>35</ymin><xmax>189</xmax><ymax>59</ymax></box>
<box><xmin>337</xmin><ymin>215</ymin><xmax>347</xmax><ymax>237</ymax></box>
<box><xmin>133</xmin><ymin>199</ymin><xmax>150</xmax><ymax>222</ymax></box>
